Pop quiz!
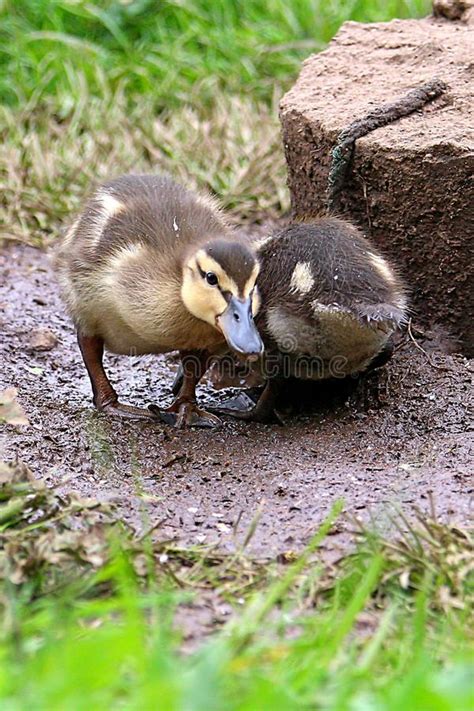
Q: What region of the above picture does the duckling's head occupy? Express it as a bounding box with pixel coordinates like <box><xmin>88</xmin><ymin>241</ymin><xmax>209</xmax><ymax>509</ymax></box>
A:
<box><xmin>181</xmin><ymin>239</ymin><xmax>263</xmax><ymax>357</ymax></box>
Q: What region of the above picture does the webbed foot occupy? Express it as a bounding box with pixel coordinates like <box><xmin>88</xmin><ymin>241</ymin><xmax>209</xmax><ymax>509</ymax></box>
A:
<box><xmin>209</xmin><ymin>391</ymin><xmax>284</xmax><ymax>425</ymax></box>
<box><xmin>148</xmin><ymin>400</ymin><xmax>222</xmax><ymax>429</ymax></box>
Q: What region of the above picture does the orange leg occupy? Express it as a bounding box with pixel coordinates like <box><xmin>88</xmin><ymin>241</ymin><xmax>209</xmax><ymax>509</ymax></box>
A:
<box><xmin>149</xmin><ymin>350</ymin><xmax>221</xmax><ymax>429</ymax></box>
<box><xmin>77</xmin><ymin>333</ymin><xmax>154</xmax><ymax>420</ymax></box>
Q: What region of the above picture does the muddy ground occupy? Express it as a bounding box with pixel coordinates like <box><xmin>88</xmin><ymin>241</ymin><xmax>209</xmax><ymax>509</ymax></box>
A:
<box><xmin>1</xmin><ymin>245</ymin><xmax>473</xmax><ymax>560</ymax></box>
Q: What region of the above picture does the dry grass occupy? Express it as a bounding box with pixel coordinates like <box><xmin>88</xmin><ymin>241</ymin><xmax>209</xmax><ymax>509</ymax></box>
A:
<box><xmin>1</xmin><ymin>459</ymin><xmax>472</xmax><ymax>709</ymax></box>
<box><xmin>0</xmin><ymin>0</ymin><xmax>431</xmax><ymax>247</ymax></box>
<box><xmin>0</xmin><ymin>94</ymin><xmax>289</xmax><ymax>247</ymax></box>
<box><xmin>2</xmin><ymin>457</ymin><xmax>472</xmax><ymax>623</ymax></box>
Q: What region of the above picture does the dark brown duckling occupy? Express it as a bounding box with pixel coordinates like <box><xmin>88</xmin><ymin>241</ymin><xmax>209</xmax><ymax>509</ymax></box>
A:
<box><xmin>55</xmin><ymin>174</ymin><xmax>263</xmax><ymax>427</ymax></box>
<box><xmin>205</xmin><ymin>218</ymin><xmax>408</xmax><ymax>422</ymax></box>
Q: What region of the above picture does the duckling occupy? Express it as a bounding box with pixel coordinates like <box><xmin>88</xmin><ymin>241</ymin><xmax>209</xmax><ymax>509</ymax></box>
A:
<box><xmin>197</xmin><ymin>218</ymin><xmax>408</xmax><ymax>422</ymax></box>
<box><xmin>55</xmin><ymin>174</ymin><xmax>263</xmax><ymax>427</ymax></box>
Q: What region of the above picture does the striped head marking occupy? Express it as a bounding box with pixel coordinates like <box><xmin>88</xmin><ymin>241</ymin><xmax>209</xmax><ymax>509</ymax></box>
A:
<box><xmin>181</xmin><ymin>239</ymin><xmax>263</xmax><ymax>357</ymax></box>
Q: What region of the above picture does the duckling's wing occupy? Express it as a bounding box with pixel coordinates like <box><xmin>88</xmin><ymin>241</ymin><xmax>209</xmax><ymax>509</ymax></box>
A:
<box><xmin>355</xmin><ymin>302</ymin><xmax>408</xmax><ymax>330</ymax></box>
<box><xmin>257</xmin><ymin>218</ymin><xmax>408</xmax><ymax>333</ymax></box>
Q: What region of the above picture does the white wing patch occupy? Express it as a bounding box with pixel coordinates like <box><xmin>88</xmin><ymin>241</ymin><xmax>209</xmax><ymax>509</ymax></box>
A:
<box><xmin>368</xmin><ymin>252</ymin><xmax>395</xmax><ymax>284</ymax></box>
<box><xmin>290</xmin><ymin>262</ymin><xmax>314</xmax><ymax>295</ymax></box>
<box><xmin>96</xmin><ymin>191</ymin><xmax>125</xmax><ymax>218</ymax></box>
<box><xmin>89</xmin><ymin>191</ymin><xmax>125</xmax><ymax>246</ymax></box>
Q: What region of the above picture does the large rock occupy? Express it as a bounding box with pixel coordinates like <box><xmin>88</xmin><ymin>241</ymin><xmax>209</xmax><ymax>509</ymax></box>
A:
<box><xmin>280</xmin><ymin>14</ymin><xmax>473</xmax><ymax>354</ymax></box>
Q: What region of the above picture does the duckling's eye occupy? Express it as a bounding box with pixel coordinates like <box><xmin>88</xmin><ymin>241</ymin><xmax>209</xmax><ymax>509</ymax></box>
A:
<box><xmin>205</xmin><ymin>272</ymin><xmax>218</xmax><ymax>286</ymax></box>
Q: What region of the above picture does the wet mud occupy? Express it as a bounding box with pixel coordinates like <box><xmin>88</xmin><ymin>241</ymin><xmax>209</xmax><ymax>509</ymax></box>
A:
<box><xmin>1</xmin><ymin>246</ymin><xmax>472</xmax><ymax>558</ymax></box>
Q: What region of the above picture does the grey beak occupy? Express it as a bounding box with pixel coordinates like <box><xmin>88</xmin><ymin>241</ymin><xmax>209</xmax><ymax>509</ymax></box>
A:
<box><xmin>217</xmin><ymin>296</ymin><xmax>264</xmax><ymax>358</ymax></box>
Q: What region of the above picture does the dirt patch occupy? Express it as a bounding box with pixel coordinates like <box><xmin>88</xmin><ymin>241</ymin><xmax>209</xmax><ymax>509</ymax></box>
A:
<box><xmin>1</xmin><ymin>246</ymin><xmax>472</xmax><ymax>558</ymax></box>
<box><xmin>280</xmin><ymin>16</ymin><xmax>474</xmax><ymax>355</ymax></box>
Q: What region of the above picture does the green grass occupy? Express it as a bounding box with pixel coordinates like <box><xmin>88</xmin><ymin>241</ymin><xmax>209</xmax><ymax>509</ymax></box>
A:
<box><xmin>0</xmin><ymin>93</ymin><xmax>287</xmax><ymax>245</ymax></box>
<box><xmin>0</xmin><ymin>512</ymin><xmax>472</xmax><ymax>710</ymax></box>
<box><xmin>1</xmin><ymin>0</ymin><xmax>431</xmax><ymax>245</ymax></box>
<box><xmin>2</xmin><ymin>568</ymin><xmax>471</xmax><ymax>710</ymax></box>
<box><xmin>0</xmin><ymin>461</ymin><xmax>473</xmax><ymax>710</ymax></box>
<box><xmin>1</xmin><ymin>0</ymin><xmax>431</xmax><ymax>111</ymax></box>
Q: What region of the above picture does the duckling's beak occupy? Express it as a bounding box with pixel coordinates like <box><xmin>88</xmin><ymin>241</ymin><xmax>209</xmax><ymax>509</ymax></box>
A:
<box><xmin>217</xmin><ymin>296</ymin><xmax>264</xmax><ymax>359</ymax></box>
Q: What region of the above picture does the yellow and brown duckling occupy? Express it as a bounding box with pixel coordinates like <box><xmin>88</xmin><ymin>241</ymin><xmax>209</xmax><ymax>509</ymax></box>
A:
<box><xmin>205</xmin><ymin>218</ymin><xmax>408</xmax><ymax>422</ymax></box>
<box><xmin>55</xmin><ymin>173</ymin><xmax>263</xmax><ymax>427</ymax></box>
